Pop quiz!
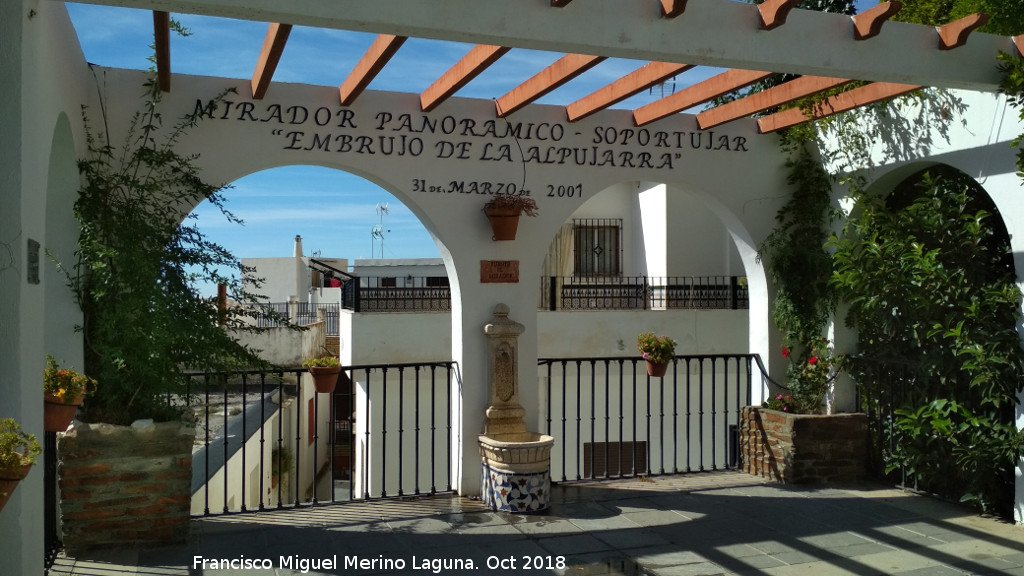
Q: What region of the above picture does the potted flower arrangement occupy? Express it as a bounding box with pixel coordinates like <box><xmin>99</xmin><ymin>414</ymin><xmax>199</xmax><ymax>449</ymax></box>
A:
<box><xmin>0</xmin><ymin>418</ymin><xmax>41</xmax><ymax>514</ymax></box>
<box><xmin>637</xmin><ymin>332</ymin><xmax>676</xmax><ymax>377</ymax></box>
<box><xmin>740</xmin><ymin>338</ymin><xmax>866</xmax><ymax>484</ymax></box>
<box><xmin>779</xmin><ymin>337</ymin><xmax>844</xmax><ymax>415</ymax></box>
<box><xmin>482</xmin><ymin>195</ymin><xmax>539</xmax><ymax>241</ymax></box>
<box><xmin>43</xmin><ymin>355</ymin><xmax>96</xmax><ymax>432</ymax></box>
<box><xmin>303</xmin><ymin>356</ymin><xmax>342</xmax><ymax>393</ymax></box>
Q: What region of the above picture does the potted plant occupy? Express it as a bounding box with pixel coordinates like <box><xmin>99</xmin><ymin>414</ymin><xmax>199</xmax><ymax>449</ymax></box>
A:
<box><xmin>270</xmin><ymin>445</ymin><xmax>294</xmax><ymax>490</ymax></box>
<box><xmin>0</xmin><ymin>419</ymin><xmax>41</xmax><ymax>514</ymax></box>
<box><xmin>637</xmin><ymin>332</ymin><xmax>676</xmax><ymax>377</ymax></box>
<box><xmin>42</xmin><ymin>355</ymin><xmax>96</xmax><ymax>432</ymax></box>
<box><xmin>303</xmin><ymin>356</ymin><xmax>342</xmax><ymax>393</ymax></box>
<box><xmin>740</xmin><ymin>340</ymin><xmax>866</xmax><ymax>484</ymax></box>
<box><xmin>482</xmin><ymin>195</ymin><xmax>539</xmax><ymax>241</ymax></box>
<box><xmin>52</xmin><ymin>50</ymin><xmax>283</xmax><ymax>551</ymax></box>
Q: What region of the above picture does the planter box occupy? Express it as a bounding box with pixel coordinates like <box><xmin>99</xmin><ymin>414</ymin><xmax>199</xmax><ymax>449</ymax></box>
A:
<box><xmin>739</xmin><ymin>406</ymin><xmax>867</xmax><ymax>484</ymax></box>
<box><xmin>58</xmin><ymin>419</ymin><xmax>195</xmax><ymax>553</ymax></box>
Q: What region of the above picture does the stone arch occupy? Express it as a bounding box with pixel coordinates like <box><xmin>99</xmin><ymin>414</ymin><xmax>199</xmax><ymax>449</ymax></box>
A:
<box><xmin>44</xmin><ymin>112</ymin><xmax>84</xmax><ymax>368</ymax></box>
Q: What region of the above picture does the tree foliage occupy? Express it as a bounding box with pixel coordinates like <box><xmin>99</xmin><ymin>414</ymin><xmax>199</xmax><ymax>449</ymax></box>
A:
<box><xmin>830</xmin><ymin>168</ymin><xmax>1024</xmax><ymax>515</ymax></box>
<box><xmin>65</xmin><ymin>72</ymin><xmax>287</xmax><ymax>425</ymax></box>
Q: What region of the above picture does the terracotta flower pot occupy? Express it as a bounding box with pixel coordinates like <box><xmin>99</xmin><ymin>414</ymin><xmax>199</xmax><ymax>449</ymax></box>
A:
<box><xmin>0</xmin><ymin>464</ymin><xmax>32</xmax><ymax>514</ymax></box>
<box><xmin>309</xmin><ymin>365</ymin><xmax>341</xmax><ymax>393</ymax></box>
<box><xmin>484</xmin><ymin>206</ymin><xmax>521</xmax><ymax>241</ymax></box>
<box><xmin>44</xmin><ymin>392</ymin><xmax>84</xmax><ymax>432</ymax></box>
<box><xmin>645</xmin><ymin>360</ymin><xmax>668</xmax><ymax>378</ymax></box>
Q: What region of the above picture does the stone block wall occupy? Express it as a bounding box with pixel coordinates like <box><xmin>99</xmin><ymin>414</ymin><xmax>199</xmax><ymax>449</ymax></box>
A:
<box><xmin>739</xmin><ymin>406</ymin><xmax>867</xmax><ymax>484</ymax></box>
<box><xmin>57</xmin><ymin>420</ymin><xmax>195</xmax><ymax>553</ymax></box>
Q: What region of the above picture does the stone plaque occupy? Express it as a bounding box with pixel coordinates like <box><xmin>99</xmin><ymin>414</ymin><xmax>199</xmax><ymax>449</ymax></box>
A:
<box><xmin>480</xmin><ymin>260</ymin><xmax>519</xmax><ymax>283</ymax></box>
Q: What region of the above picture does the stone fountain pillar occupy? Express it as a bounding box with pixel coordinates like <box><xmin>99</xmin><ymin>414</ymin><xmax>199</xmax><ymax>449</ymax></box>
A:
<box><xmin>478</xmin><ymin>304</ymin><xmax>554</xmax><ymax>513</ymax></box>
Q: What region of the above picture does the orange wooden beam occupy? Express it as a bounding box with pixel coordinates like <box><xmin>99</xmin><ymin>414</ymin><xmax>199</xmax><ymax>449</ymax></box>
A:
<box><xmin>852</xmin><ymin>1</ymin><xmax>902</xmax><ymax>40</ymax></box>
<box><xmin>696</xmin><ymin>76</ymin><xmax>852</xmax><ymax>129</ymax></box>
<box><xmin>153</xmin><ymin>11</ymin><xmax>171</xmax><ymax>92</ymax></box>
<box><xmin>551</xmin><ymin>0</ymin><xmax>573</xmax><ymax>6</ymax></box>
<box><xmin>661</xmin><ymin>0</ymin><xmax>687</xmax><ymax>18</ymax></box>
<box><xmin>759</xmin><ymin>0</ymin><xmax>802</xmax><ymax>31</ymax></box>
<box><xmin>633</xmin><ymin>69</ymin><xmax>774</xmax><ymax>126</ymax></box>
<box><xmin>251</xmin><ymin>23</ymin><xmax>292</xmax><ymax>99</ymax></box>
<box><xmin>421</xmin><ymin>45</ymin><xmax>510</xmax><ymax>112</ymax></box>
<box><xmin>1015</xmin><ymin>36</ymin><xmax>1024</xmax><ymax>57</ymax></box>
<box><xmin>566</xmin><ymin>62</ymin><xmax>692</xmax><ymax>122</ymax></box>
<box><xmin>937</xmin><ymin>13</ymin><xmax>990</xmax><ymax>50</ymax></box>
<box><xmin>495</xmin><ymin>54</ymin><xmax>605</xmax><ymax>117</ymax></box>
<box><xmin>757</xmin><ymin>82</ymin><xmax>921</xmax><ymax>133</ymax></box>
<box><xmin>339</xmin><ymin>34</ymin><xmax>407</xmax><ymax>106</ymax></box>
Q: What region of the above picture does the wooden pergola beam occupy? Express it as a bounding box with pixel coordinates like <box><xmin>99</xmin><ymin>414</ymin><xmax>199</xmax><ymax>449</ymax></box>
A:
<box><xmin>551</xmin><ymin>0</ymin><xmax>573</xmax><ymax>6</ymax></box>
<box><xmin>758</xmin><ymin>0</ymin><xmax>802</xmax><ymax>31</ymax></box>
<box><xmin>757</xmin><ymin>82</ymin><xmax>921</xmax><ymax>133</ymax></box>
<box><xmin>661</xmin><ymin>0</ymin><xmax>687</xmax><ymax>19</ymax></box>
<box><xmin>1015</xmin><ymin>35</ymin><xmax>1024</xmax><ymax>57</ymax></box>
<box><xmin>937</xmin><ymin>13</ymin><xmax>990</xmax><ymax>50</ymax></box>
<box><xmin>633</xmin><ymin>68</ymin><xmax>773</xmax><ymax>126</ymax></box>
<box><xmin>251</xmin><ymin>23</ymin><xmax>292</xmax><ymax>99</ymax></box>
<box><xmin>421</xmin><ymin>45</ymin><xmax>510</xmax><ymax>112</ymax></box>
<box><xmin>338</xmin><ymin>34</ymin><xmax>407</xmax><ymax>106</ymax></box>
<box><xmin>495</xmin><ymin>54</ymin><xmax>605</xmax><ymax>117</ymax></box>
<box><xmin>696</xmin><ymin>75</ymin><xmax>852</xmax><ymax>129</ymax></box>
<box><xmin>566</xmin><ymin>62</ymin><xmax>692</xmax><ymax>122</ymax></box>
<box><xmin>852</xmin><ymin>1</ymin><xmax>902</xmax><ymax>40</ymax></box>
<box><xmin>153</xmin><ymin>11</ymin><xmax>171</xmax><ymax>92</ymax></box>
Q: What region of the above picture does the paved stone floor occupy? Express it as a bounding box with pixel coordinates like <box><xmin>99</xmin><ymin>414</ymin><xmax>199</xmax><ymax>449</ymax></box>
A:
<box><xmin>49</xmin><ymin>471</ymin><xmax>1024</xmax><ymax>575</ymax></box>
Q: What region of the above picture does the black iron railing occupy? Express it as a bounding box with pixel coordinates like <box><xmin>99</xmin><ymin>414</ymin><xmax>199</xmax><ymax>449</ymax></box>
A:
<box><xmin>541</xmin><ymin>276</ymin><xmax>748</xmax><ymax>311</ymax></box>
<box><xmin>186</xmin><ymin>361</ymin><xmax>456</xmax><ymax>517</ymax></box>
<box><xmin>343</xmin><ymin>277</ymin><xmax>452</xmax><ymax>313</ymax></box>
<box><xmin>539</xmin><ymin>354</ymin><xmax>767</xmax><ymax>482</ymax></box>
<box><xmin>255</xmin><ymin>302</ymin><xmax>339</xmax><ymax>335</ymax></box>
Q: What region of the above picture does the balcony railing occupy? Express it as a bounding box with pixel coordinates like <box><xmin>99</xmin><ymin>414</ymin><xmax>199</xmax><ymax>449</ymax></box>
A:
<box><xmin>541</xmin><ymin>276</ymin><xmax>748</xmax><ymax>311</ymax></box>
<box><xmin>255</xmin><ymin>302</ymin><xmax>339</xmax><ymax>335</ymax></box>
<box><xmin>343</xmin><ymin>276</ymin><xmax>451</xmax><ymax>313</ymax></box>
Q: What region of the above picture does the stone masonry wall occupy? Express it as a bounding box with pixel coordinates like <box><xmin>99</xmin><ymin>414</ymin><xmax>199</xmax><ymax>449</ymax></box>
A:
<box><xmin>58</xmin><ymin>420</ymin><xmax>195</xmax><ymax>553</ymax></box>
<box><xmin>739</xmin><ymin>406</ymin><xmax>867</xmax><ymax>484</ymax></box>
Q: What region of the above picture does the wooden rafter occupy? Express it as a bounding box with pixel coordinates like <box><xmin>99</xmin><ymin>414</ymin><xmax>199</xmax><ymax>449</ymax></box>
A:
<box><xmin>633</xmin><ymin>69</ymin><xmax>773</xmax><ymax>126</ymax></box>
<box><xmin>937</xmin><ymin>13</ymin><xmax>990</xmax><ymax>50</ymax></box>
<box><xmin>551</xmin><ymin>0</ymin><xmax>573</xmax><ymax>6</ymax></box>
<box><xmin>757</xmin><ymin>82</ymin><xmax>921</xmax><ymax>133</ymax></box>
<box><xmin>852</xmin><ymin>1</ymin><xmax>902</xmax><ymax>40</ymax></box>
<box><xmin>153</xmin><ymin>11</ymin><xmax>171</xmax><ymax>92</ymax></box>
<box><xmin>495</xmin><ymin>54</ymin><xmax>605</xmax><ymax>117</ymax></box>
<box><xmin>661</xmin><ymin>0</ymin><xmax>687</xmax><ymax>18</ymax></box>
<box><xmin>566</xmin><ymin>62</ymin><xmax>692</xmax><ymax>123</ymax></box>
<box><xmin>339</xmin><ymin>34</ymin><xmax>407</xmax><ymax>106</ymax></box>
<box><xmin>251</xmin><ymin>23</ymin><xmax>292</xmax><ymax>99</ymax></box>
<box><xmin>421</xmin><ymin>45</ymin><xmax>510</xmax><ymax>112</ymax></box>
<box><xmin>758</xmin><ymin>0</ymin><xmax>802</xmax><ymax>31</ymax></box>
<box><xmin>1015</xmin><ymin>36</ymin><xmax>1024</xmax><ymax>57</ymax></box>
<box><xmin>696</xmin><ymin>76</ymin><xmax>852</xmax><ymax>129</ymax></box>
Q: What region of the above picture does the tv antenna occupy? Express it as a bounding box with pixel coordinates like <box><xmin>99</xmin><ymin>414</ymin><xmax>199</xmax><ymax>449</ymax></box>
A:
<box><xmin>371</xmin><ymin>203</ymin><xmax>390</xmax><ymax>258</ymax></box>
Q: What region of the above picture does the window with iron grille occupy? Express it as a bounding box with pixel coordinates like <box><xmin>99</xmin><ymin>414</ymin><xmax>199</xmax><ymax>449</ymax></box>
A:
<box><xmin>574</xmin><ymin>219</ymin><xmax>622</xmax><ymax>276</ymax></box>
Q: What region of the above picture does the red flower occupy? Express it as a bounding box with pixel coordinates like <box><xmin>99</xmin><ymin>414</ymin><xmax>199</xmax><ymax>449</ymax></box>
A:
<box><xmin>782</xmin><ymin>347</ymin><xmax>790</xmax><ymax>358</ymax></box>
<box><xmin>808</xmin><ymin>357</ymin><xmax>818</xmax><ymax>366</ymax></box>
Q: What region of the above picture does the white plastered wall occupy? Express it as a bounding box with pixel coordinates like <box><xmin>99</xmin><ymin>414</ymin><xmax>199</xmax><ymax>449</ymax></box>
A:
<box><xmin>0</xmin><ymin>1</ymin><xmax>94</xmax><ymax>572</ymax></box>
